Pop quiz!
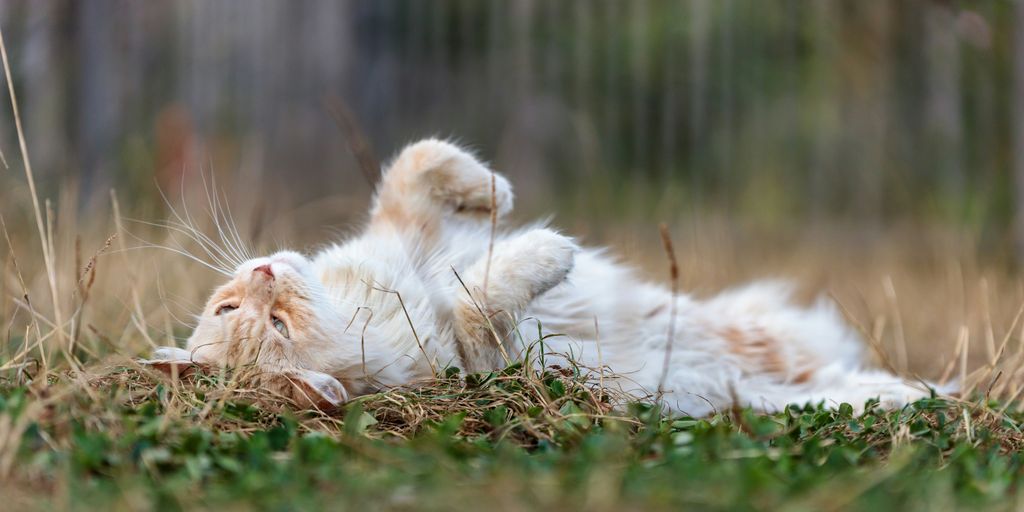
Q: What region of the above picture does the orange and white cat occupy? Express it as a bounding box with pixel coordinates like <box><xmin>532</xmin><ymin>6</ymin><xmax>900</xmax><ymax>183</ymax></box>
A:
<box><xmin>147</xmin><ymin>139</ymin><xmax>938</xmax><ymax>415</ymax></box>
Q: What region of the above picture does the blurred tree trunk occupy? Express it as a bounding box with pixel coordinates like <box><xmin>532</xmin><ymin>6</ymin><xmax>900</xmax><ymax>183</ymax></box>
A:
<box><xmin>685</xmin><ymin>0</ymin><xmax>710</xmax><ymax>204</ymax></box>
<box><xmin>496</xmin><ymin>0</ymin><xmax>544</xmax><ymax>196</ymax></box>
<box><xmin>808</xmin><ymin>1</ymin><xmax>839</xmax><ymax>219</ymax></box>
<box><xmin>1014</xmin><ymin>0</ymin><xmax>1024</xmax><ymax>260</ymax></box>
<box><xmin>628</xmin><ymin>0</ymin><xmax>650</xmax><ymax>175</ymax></box>
<box><xmin>925</xmin><ymin>1</ymin><xmax>963</xmax><ymax>205</ymax></box>
<box><xmin>77</xmin><ymin>0</ymin><xmax>121</xmax><ymax>194</ymax></box>
<box><xmin>24</xmin><ymin>1</ymin><xmax>67</xmax><ymax>184</ymax></box>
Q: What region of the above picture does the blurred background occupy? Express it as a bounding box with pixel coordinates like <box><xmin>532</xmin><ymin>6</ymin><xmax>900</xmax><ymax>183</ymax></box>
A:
<box><xmin>1</xmin><ymin>1</ymin><xmax>1023</xmax><ymax>379</ymax></box>
<box><xmin>0</xmin><ymin>1</ymin><xmax>1017</xmax><ymax>231</ymax></box>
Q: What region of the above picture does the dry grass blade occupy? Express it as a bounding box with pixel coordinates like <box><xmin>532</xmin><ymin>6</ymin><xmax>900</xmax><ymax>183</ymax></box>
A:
<box><xmin>0</xmin><ymin>25</ymin><xmax>66</xmax><ymax>360</ymax></box>
<box><xmin>482</xmin><ymin>172</ymin><xmax>498</xmax><ymax>298</ymax></box>
<box><xmin>657</xmin><ymin>223</ymin><xmax>679</xmax><ymax>397</ymax></box>
<box><xmin>882</xmin><ymin>276</ymin><xmax>909</xmax><ymax>373</ymax></box>
<box><xmin>450</xmin><ymin>267</ymin><xmax>513</xmax><ymax>367</ymax></box>
<box><xmin>366</xmin><ymin>280</ymin><xmax>438</xmax><ymax>378</ymax></box>
<box><xmin>9</xmin><ymin>353</ymin><xmax>636</xmax><ymax>450</ymax></box>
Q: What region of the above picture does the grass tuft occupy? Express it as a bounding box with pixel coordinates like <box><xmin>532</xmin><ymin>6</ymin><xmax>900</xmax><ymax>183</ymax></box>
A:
<box><xmin>4</xmin><ymin>358</ymin><xmax>1024</xmax><ymax>510</ymax></box>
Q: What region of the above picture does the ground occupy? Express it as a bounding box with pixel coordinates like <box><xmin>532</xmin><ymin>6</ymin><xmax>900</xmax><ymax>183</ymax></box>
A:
<box><xmin>1</xmin><ymin>360</ymin><xmax>1022</xmax><ymax>511</ymax></box>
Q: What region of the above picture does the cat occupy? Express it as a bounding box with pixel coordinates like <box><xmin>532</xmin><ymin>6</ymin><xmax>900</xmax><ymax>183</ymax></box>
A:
<box><xmin>146</xmin><ymin>138</ymin><xmax>939</xmax><ymax>415</ymax></box>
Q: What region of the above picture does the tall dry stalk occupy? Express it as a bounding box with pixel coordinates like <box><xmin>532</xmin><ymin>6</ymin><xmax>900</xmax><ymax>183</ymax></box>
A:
<box><xmin>0</xmin><ymin>25</ymin><xmax>66</xmax><ymax>372</ymax></box>
<box><xmin>656</xmin><ymin>223</ymin><xmax>679</xmax><ymax>397</ymax></box>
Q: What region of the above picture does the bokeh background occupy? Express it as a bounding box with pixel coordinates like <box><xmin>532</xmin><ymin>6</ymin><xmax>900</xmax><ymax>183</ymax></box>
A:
<box><xmin>1</xmin><ymin>1</ymin><xmax>1023</xmax><ymax>382</ymax></box>
<box><xmin>0</xmin><ymin>1</ymin><xmax>1017</xmax><ymax>229</ymax></box>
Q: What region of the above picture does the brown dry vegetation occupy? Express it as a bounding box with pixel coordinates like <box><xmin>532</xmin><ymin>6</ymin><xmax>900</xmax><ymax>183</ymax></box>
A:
<box><xmin>3</xmin><ymin>169</ymin><xmax>1024</xmax><ymax>410</ymax></box>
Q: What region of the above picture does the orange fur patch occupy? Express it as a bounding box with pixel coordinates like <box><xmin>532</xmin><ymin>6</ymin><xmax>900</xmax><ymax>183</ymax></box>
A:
<box><xmin>453</xmin><ymin>297</ymin><xmax>513</xmax><ymax>373</ymax></box>
<box><xmin>793</xmin><ymin>369</ymin><xmax>814</xmax><ymax>384</ymax></box>
<box><xmin>274</xmin><ymin>296</ymin><xmax>313</xmax><ymax>328</ymax></box>
<box><xmin>209</xmin><ymin>281</ymin><xmax>245</xmax><ymax>307</ymax></box>
<box><xmin>719</xmin><ymin>326</ymin><xmax>816</xmax><ymax>384</ymax></box>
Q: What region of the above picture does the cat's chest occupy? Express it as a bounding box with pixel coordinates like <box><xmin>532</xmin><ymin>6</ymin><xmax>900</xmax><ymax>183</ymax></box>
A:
<box><xmin>313</xmin><ymin>247</ymin><xmax>427</xmax><ymax>312</ymax></box>
<box><xmin>310</xmin><ymin>232</ymin><xmax>478</xmax><ymax>315</ymax></box>
<box><xmin>310</xmin><ymin>238</ymin><xmax>457</xmax><ymax>355</ymax></box>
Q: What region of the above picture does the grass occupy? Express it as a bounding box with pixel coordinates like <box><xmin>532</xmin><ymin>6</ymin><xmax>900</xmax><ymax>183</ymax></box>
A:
<box><xmin>3</xmin><ymin>362</ymin><xmax>1024</xmax><ymax>511</ymax></box>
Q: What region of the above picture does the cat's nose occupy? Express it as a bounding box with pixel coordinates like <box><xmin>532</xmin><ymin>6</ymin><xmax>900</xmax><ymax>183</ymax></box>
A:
<box><xmin>253</xmin><ymin>264</ymin><xmax>274</xmax><ymax>279</ymax></box>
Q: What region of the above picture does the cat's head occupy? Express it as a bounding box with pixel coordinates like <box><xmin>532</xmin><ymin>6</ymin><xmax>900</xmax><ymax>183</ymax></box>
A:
<box><xmin>146</xmin><ymin>250</ymin><xmax>349</xmax><ymax>409</ymax></box>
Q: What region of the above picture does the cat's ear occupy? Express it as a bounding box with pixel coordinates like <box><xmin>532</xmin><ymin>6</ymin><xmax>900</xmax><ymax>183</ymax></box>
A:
<box><xmin>140</xmin><ymin>346</ymin><xmax>202</xmax><ymax>378</ymax></box>
<box><xmin>283</xmin><ymin>369</ymin><xmax>349</xmax><ymax>411</ymax></box>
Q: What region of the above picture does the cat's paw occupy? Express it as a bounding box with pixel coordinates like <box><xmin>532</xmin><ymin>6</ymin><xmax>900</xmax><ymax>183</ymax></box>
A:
<box><xmin>455</xmin><ymin>228</ymin><xmax>577</xmax><ymax>372</ymax></box>
<box><xmin>500</xmin><ymin>228</ymin><xmax>577</xmax><ymax>297</ymax></box>
<box><xmin>149</xmin><ymin>346</ymin><xmax>193</xmax><ymax>361</ymax></box>
<box><xmin>389</xmin><ymin>138</ymin><xmax>513</xmax><ymax>217</ymax></box>
<box><xmin>261</xmin><ymin>369</ymin><xmax>349</xmax><ymax>411</ymax></box>
<box><xmin>140</xmin><ymin>346</ymin><xmax>204</xmax><ymax>377</ymax></box>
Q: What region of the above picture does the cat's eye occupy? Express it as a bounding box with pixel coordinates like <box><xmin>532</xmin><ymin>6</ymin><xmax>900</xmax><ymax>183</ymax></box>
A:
<box><xmin>215</xmin><ymin>304</ymin><xmax>237</xmax><ymax>315</ymax></box>
<box><xmin>272</xmin><ymin>316</ymin><xmax>289</xmax><ymax>338</ymax></box>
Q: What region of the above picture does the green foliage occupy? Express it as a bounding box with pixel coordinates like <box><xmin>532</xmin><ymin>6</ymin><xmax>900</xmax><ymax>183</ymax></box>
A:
<box><xmin>3</xmin><ymin>368</ymin><xmax>1024</xmax><ymax>511</ymax></box>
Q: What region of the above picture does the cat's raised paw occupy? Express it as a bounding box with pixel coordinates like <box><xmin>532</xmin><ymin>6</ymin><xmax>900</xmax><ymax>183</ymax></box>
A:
<box><xmin>385</xmin><ymin>138</ymin><xmax>513</xmax><ymax>218</ymax></box>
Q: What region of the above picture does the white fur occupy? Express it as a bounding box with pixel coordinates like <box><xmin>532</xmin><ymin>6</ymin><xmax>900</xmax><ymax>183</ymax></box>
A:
<box><xmin>156</xmin><ymin>138</ymin><xmax>938</xmax><ymax>415</ymax></box>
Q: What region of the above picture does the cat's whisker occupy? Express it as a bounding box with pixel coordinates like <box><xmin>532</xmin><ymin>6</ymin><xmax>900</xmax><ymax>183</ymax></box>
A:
<box><xmin>202</xmin><ymin>176</ymin><xmax>238</xmax><ymax>263</ymax></box>
<box><xmin>155</xmin><ymin>284</ymin><xmax>202</xmax><ymax>330</ymax></box>
<box><xmin>163</xmin><ymin>230</ymin><xmax>235</xmax><ymax>275</ymax></box>
<box><xmin>160</xmin><ymin>301</ymin><xmax>198</xmax><ymax>331</ymax></box>
<box><xmin>165</xmin><ymin>217</ymin><xmax>242</xmax><ymax>270</ymax></box>
<box><xmin>225</xmin><ymin>203</ymin><xmax>252</xmax><ymax>260</ymax></box>
<box><xmin>115</xmin><ymin>244</ymin><xmax>232</xmax><ymax>277</ymax></box>
<box><xmin>202</xmin><ymin>168</ymin><xmax>252</xmax><ymax>267</ymax></box>
<box><xmin>156</xmin><ymin>181</ymin><xmax>245</xmax><ymax>269</ymax></box>
<box><xmin>175</xmin><ymin>175</ymin><xmax>246</xmax><ymax>269</ymax></box>
<box><xmin>127</xmin><ymin>217</ymin><xmax>240</xmax><ymax>273</ymax></box>
<box><xmin>212</xmin><ymin>183</ymin><xmax>254</xmax><ymax>262</ymax></box>
<box><xmin>118</xmin><ymin>214</ymin><xmax>235</xmax><ymax>276</ymax></box>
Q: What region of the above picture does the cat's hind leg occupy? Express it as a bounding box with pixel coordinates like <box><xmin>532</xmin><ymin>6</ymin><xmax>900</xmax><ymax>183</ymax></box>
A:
<box><xmin>369</xmin><ymin>139</ymin><xmax>513</xmax><ymax>238</ymax></box>
<box><xmin>736</xmin><ymin>365</ymin><xmax>937</xmax><ymax>413</ymax></box>
<box><xmin>452</xmin><ymin>228</ymin><xmax>577</xmax><ymax>371</ymax></box>
<box><xmin>678</xmin><ymin>281</ymin><xmax>943</xmax><ymax>414</ymax></box>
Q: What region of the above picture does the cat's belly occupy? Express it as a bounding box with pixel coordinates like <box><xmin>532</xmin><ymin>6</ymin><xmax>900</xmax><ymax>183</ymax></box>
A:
<box><xmin>312</xmin><ymin>237</ymin><xmax>465</xmax><ymax>383</ymax></box>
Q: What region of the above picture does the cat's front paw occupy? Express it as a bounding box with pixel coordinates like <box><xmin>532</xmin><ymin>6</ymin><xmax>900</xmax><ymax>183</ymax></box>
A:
<box><xmin>268</xmin><ymin>369</ymin><xmax>349</xmax><ymax>411</ymax></box>
<box><xmin>501</xmin><ymin>228</ymin><xmax>577</xmax><ymax>297</ymax></box>
<box><xmin>140</xmin><ymin>346</ymin><xmax>204</xmax><ymax>377</ymax></box>
<box><xmin>149</xmin><ymin>346</ymin><xmax>193</xmax><ymax>361</ymax></box>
